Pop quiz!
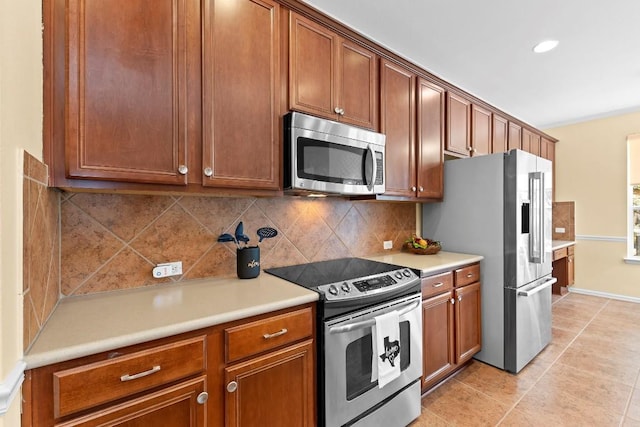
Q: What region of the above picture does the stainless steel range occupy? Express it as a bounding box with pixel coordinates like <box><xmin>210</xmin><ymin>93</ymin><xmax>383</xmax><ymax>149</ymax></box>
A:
<box><xmin>266</xmin><ymin>258</ymin><xmax>422</xmax><ymax>427</ymax></box>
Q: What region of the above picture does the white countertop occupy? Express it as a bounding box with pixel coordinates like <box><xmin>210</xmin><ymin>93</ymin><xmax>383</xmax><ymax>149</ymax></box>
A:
<box><xmin>24</xmin><ymin>274</ymin><xmax>318</xmax><ymax>369</ymax></box>
<box><xmin>552</xmin><ymin>240</ymin><xmax>575</xmax><ymax>250</ymax></box>
<box><xmin>367</xmin><ymin>251</ymin><xmax>483</xmax><ymax>276</ymax></box>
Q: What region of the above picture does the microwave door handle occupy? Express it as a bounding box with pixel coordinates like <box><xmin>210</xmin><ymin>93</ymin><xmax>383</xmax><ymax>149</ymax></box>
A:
<box><xmin>328</xmin><ymin>300</ymin><xmax>420</xmax><ymax>334</ymax></box>
<box><xmin>366</xmin><ymin>144</ymin><xmax>376</xmax><ymax>192</ymax></box>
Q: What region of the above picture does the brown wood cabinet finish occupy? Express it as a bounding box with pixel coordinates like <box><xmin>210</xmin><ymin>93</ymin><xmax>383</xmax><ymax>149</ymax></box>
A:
<box><xmin>380</xmin><ymin>59</ymin><xmax>416</xmax><ymax>198</ymax></box>
<box><xmin>471</xmin><ymin>104</ymin><xmax>492</xmax><ymax>156</ymax></box>
<box><xmin>492</xmin><ymin>113</ymin><xmax>508</xmax><ymax>153</ymax></box>
<box><xmin>224</xmin><ymin>340</ymin><xmax>314</xmax><ymax>427</ymax></box>
<box><xmin>289</xmin><ymin>12</ymin><xmax>378</xmax><ymax>129</ymax></box>
<box><xmin>421</xmin><ymin>263</ymin><xmax>482</xmax><ymax>392</ymax></box>
<box><xmin>65</xmin><ymin>0</ymin><xmax>198</xmax><ymax>185</ymax></box>
<box><xmin>522</xmin><ymin>128</ymin><xmax>541</xmax><ymax>156</ymax></box>
<box><xmin>508</xmin><ymin>122</ymin><xmax>522</xmax><ymax>151</ymax></box>
<box><xmin>422</xmin><ymin>291</ymin><xmax>455</xmax><ymax>390</ymax></box>
<box><xmin>202</xmin><ymin>0</ymin><xmax>282</xmax><ymax>190</ymax></box>
<box><xmin>446</xmin><ymin>91</ymin><xmax>472</xmax><ymax>156</ymax></box>
<box><xmin>416</xmin><ymin>78</ymin><xmax>446</xmax><ymax>199</ymax></box>
<box><xmin>55</xmin><ymin>377</ymin><xmax>207</xmax><ymax>427</ymax></box>
<box><xmin>552</xmin><ymin>245</ymin><xmax>575</xmax><ymax>294</ymax></box>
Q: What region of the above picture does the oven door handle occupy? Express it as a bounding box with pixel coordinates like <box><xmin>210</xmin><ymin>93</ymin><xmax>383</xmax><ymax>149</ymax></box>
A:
<box><xmin>328</xmin><ymin>300</ymin><xmax>420</xmax><ymax>334</ymax></box>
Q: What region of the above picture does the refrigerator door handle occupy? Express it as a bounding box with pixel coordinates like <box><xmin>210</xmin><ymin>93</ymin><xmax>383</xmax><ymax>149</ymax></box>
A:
<box><xmin>517</xmin><ymin>277</ymin><xmax>557</xmax><ymax>297</ymax></box>
<box><xmin>528</xmin><ymin>172</ymin><xmax>544</xmax><ymax>263</ymax></box>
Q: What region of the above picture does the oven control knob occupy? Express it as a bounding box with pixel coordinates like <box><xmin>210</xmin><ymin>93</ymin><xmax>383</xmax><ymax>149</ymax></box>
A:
<box><xmin>395</xmin><ymin>271</ymin><xmax>403</xmax><ymax>279</ymax></box>
<box><xmin>403</xmin><ymin>269</ymin><xmax>412</xmax><ymax>277</ymax></box>
<box><xmin>328</xmin><ymin>285</ymin><xmax>339</xmax><ymax>295</ymax></box>
<box><xmin>341</xmin><ymin>282</ymin><xmax>351</xmax><ymax>292</ymax></box>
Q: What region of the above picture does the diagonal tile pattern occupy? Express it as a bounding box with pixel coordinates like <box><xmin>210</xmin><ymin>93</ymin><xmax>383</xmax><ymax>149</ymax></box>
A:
<box><xmin>59</xmin><ymin>193</ymin><xmax>416</xmax><ymax>295</ymax></box>
<box><xmin>414</xmin><ymin>292</ymin><xmax>640</xmax><ymax>426</ymax></box>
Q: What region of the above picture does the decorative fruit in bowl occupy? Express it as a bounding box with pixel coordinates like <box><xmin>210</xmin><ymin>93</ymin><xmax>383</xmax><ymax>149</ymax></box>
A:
<box><xmin>404</xmin><ymin>235</ymin><xmax>441</xmax><ymax>255</ymax></box>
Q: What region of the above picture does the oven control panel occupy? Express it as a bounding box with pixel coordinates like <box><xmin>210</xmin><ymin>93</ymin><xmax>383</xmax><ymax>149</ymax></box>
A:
<box><xmin>318</xmin><ymin>268</ymin><xmax>418</xmax><ymax>302</ymax></box>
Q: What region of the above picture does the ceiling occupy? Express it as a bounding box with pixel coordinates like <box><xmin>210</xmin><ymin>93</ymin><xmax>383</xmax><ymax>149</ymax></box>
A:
<box><xmin>302</xmin><ymin>0</ymin><xmax>640</xmax><ymax>129</ymax></box>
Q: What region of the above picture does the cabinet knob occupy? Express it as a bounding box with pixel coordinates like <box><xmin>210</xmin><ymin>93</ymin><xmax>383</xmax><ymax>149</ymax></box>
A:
<box><xmin>450</xmin><ymin>298</ymin><xmax>455</xmax><ymax>305</ymax></box>
<box><xmin>178</xmin><ymin>165</ymin><xmax>188</xmax><ymax>175</ymax></box>
<box><xmin>419</xmin><ymin>186</ymin><xmax>424</xmax><ymax>192</ymax></box>
<box><xmin>458</xmin><ymin>295</ymin><xmax>462</xmax><ymax>301</ymax></box>
<box><xmin>339</xmin><ymin>108</ymin><xmax>345</xmax><ymax>115</ymax></box>
<box><xmin>197</xmin><ymin>391</ymin><xmax>209</xmax><ymax>405</ymax></box>
<box><xmin>411</xmin><ymin>186</ymin><xmax>417</xmax><ymax>192</ymax></box>
<box><xmin>227</xmin><ymin>381</ymin><xmax>238</xmax><ymax>393</ymax></box>
<box><xmin>203</xmin><ymin>167</ymin><xmax>213</xmax><ymax>177</ymax></box>
<box><xmin>467</xmin><ymin>146</ymin><xmax>472</xmax><ymax>152</ymax></box>
<box><xmin>334</xmin><ymin>107</ymin><xmax>345</xmax><ymax>115</ymax></box>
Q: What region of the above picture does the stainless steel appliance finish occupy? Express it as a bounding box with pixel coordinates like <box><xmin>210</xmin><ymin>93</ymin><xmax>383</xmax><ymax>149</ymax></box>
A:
<box><xmin>284</xmin><ymin>112</ymin><xmax>385</xmax><ymax>196</ymax></box>
<box><xmin>422</xmin><ymin>149</ymin><xmax>554</xmax><ymax>373</ymax></box>
<box><xmin>324</xmin><ymin>293</ymin><xmax>422</xmax><ymax>427</ymax></box>
<box><xmin>266</xmin><ymin>258</ymin><xmax>422</xmax><ymax>426</ymax></box>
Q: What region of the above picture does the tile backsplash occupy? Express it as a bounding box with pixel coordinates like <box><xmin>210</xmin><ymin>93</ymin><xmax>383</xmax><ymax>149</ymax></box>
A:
<box><xmin>23</xmin><ymin>152</ymin><xmax>60</xmax><ymax>350</ymax></box>
<box><xmin>61</xmin><ymin>194</ymin><xmax>416</xmax><ymax>296</ymax></box>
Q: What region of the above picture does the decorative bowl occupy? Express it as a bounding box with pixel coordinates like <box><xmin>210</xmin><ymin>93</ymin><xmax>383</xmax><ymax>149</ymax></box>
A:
<box><xmin>403</xmin><ymin>241</ymin><xmax>441</xmax><ymax>255</ymax></box>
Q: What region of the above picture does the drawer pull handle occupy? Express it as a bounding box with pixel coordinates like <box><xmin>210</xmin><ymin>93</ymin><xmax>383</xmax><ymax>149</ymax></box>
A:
<box><xmin>120</xmin><ymin>365</ymin><xmax>161</xmax><ymax>382</ymax></box>
<box><xmin>263</xmin><ymin>328</ymin><xmax>288</xmax><ymax>339</ymax></box>
<box><xmin>466</xmin><ymin>273</ymin><xmax>473</xmax><ymax>278</ymax></box>
<box><xmin>433</xmin><ymin>282</ymin><xmax>444</xmax><ymax>288</ymax></box>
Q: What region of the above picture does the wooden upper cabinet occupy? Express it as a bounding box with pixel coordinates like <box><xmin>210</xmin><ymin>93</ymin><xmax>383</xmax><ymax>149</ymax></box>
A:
<box><xmin>492</xmin><ymin>113</ymin><xmax>508</xmax><ymax>153</ymax></box>
<box><xmin>541</xmin><ymin>137</ymin><xmax>555</xmax><ymax>162</ymax></box>
<box><xmin>522</xmin><ymin>128</ymin><xmax>541</xmax><ymax>156</ymax></box>
<box><xmin>380</xmin><ymin>59</ymin><xmax>416</xmax><ymax>198</ymax></box>
<box><xmin>446</xmin><ymin>92</ymin><xmax>472</xmax><ymax>156</ymax></box>
<box><xmin>289</xmin><ymin>12</ymin><xmax>378</xmax><ymax>129</ymax></box>
<box><xmin>202</xmin><ymin>0</ymin><xmax>281</xmax><ymax>190</ymax></box>
<box><xmin>65</xmin><ymin>0</ymin><xmax>198</xmax><ymax>185</ymax></box>
<box><xmin>508</xmin><ymin>121</ymin><xmax>522</xmax><ymax>151</ymax></box>
<box><xmin>470</xmin><ymin>104</ymin><xmax>491</xmax><ymax>156</ymax></box>
<box><xmin>417</xmin><ymin>78</ymin><xmax>445</xmax><ymax>199</ymax></box>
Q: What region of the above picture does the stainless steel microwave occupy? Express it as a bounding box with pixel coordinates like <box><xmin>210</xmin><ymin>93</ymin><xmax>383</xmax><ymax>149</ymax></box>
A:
<box><xmin>284</xmin><ymin>112</ymin><xmax>386</xmax><ymax>196</ymax></box>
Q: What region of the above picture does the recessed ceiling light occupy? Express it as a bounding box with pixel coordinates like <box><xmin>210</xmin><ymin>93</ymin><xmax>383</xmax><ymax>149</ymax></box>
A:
<box><xmin>533</xmin><ymin>40</ymin><xmax>559</xmax><ymax>53</ymax></box>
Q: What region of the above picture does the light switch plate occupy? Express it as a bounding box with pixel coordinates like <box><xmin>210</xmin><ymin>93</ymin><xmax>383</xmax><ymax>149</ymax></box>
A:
<box><xmin>383</xmin><ymin>240</ymin><xmax>393</xmax><ymax>250</ymax></box>
<box><xmin>153</xmin><ymin>261</ymin><xmax>183</xmax><ymax>278</ymax></box>
<box><xmin>555</xmin><ymin>227</ymin><xmax>566</xmax><ymax>233</ymax></box>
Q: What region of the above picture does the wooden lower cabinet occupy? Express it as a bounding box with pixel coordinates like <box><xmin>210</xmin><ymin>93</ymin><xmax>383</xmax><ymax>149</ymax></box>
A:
<box><xmin>224</xmin><ymin>340</ymin><xmax>314</xmax><ymax>427</ymax></box>
<box><xmin>552</xmin><ymin>244</ymin><xmax>575</xmax><ymax>295</ymax></box>
<box><xmin>55</xmin><ymin>377</ymin><xmax>207</xmax><ymax>427</ymax></box>
<box><xmin>22</xmin><ymin>304</ymin><xmax>316</xmax><ymax>427</ymax></box>
<box><xmin>421</xmin><ymin>264</ymin><xmax>482</xmax><ymax>392</ymax></box>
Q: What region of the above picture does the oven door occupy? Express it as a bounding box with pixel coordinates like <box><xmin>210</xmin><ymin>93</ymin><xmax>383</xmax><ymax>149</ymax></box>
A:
<box><xmin>323</xmin><ymin>293</ymin><xmax>422</xmax><ymax>427</ymax></box>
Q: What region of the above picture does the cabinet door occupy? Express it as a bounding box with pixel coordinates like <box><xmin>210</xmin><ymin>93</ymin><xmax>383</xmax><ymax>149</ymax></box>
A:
<box><xmin>224</xmin><ymin>340</ymin><xmax>314</xmax><ymax>427</ymax></box>
<box><xmin>202</xmin><ymin>0</ymin><xmax>281</xmax><ymax>190</ymax></box>
<box><xmin>471</xmin><ymin>104</ymin><xmax>492</xmax><ymax>156</ymax></box>
<box><xmin>522</xmin><ymin>128</ymin><xmax>541</xmax><ymax>156</ymax></box>
<box><xmin>541</xmin><ymin>137</ymin><xmax>555</xmax><ymax>162</ymax></box>
<box><xmin>57</xmin><ymin>377</ymin><xmax>207</xmax><ymax>427</ymax></box>
<box><xmin>567</xmin><ymin>254</ymin><xmax>575</xmax><ymax>285</ymax></box>
<box><xmin>66</xmin><ymin>0</ymin><xmax>197</xmax><ymax>185</ymax></box>
<box><xmin>339</xmin><ymin>39</ymin><xmax>378</xmax><ymax>129</ymax></box>
<box><xmin>454</xmin><ymin>282</ymin><xmax>482</xmax><ymax>364</ymax></box>
<box><xmin>492</xmin><ymin>113</ymin><xmax>508</xmax><ymax>153</ymax></box>
<box><xmin>422</xmin><ymin>292</ymin><xmax>455</xmax><ymax>390</ymax></box>
<box><xmin>289</xmin><ymin>12</ymin><xmax>337</xmax><ymax>119</ymax></box>
<box><xmin>508</xmin><ymin>122</ymin><xmax>522</xmax><ymax>151</ymax></box>
<box><xmin>380</xmin><ymin>59</ymin><xmax>416</xmax><ymax>197</ymax></box>
<box><xmin>417</xmin><ymin>78</ymin><xmax>445</xmax><ymax>199</ymax></box>
<box><xmin>446</xmin><ymin>92</ymin><xmax>472</xmax><ymax>156</ymax></box>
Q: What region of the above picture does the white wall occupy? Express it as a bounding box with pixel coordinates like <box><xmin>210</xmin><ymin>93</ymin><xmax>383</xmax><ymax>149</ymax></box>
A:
<box><xmin>545</xmin><ymin>111</ymin><xmax>640</xmax><ymax>298</ymax></box>
<box><xmin>0</xmin><ymin>0</ymin><xmax>43</xmax><ymax>423</ymax></box>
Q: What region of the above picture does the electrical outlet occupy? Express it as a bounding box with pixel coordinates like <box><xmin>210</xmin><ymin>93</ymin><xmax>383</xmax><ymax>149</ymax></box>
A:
<box><xmin>383</xmin><ymin>240</ymin><xmax>393</xmax><ymax>250</ymax></box>
<box><xmin>153</xmin><ymin>261</ymin><xmax>183</xmax><ymax>278</ymax></box>
<box><xmin>555</xmin><ymin>227</ymin><xmax>566</xmax><ymax>233</ymax></box>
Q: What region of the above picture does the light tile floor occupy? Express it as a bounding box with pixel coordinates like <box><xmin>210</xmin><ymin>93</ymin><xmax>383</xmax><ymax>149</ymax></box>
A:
<box><xmin>413</xmin><ymin>292</ymin><xmax>640</xmax><ymax>426</ymax></box>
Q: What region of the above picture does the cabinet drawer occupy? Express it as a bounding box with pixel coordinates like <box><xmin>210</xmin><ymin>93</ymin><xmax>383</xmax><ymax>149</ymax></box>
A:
<box><xmin>454</xmin><ymin>264</ymin><xmax>480</xmax><ymax>287</ymax></box>
<box><xmin>567</xmin><ymin>245</ymin><xmax>574</xmax><ymax>255</ymax></box>
<box><xmin>553</xmin><ymin>247</ymin><xmax>568</xmax><ymax>261</ymax></box>
<box><xmin>53</xmin><ymin>336</ymin><xmax>205</xmax><ymax>418</ymax></box>
<box><xmin>421</xmin><ymin>271</ymin><xmax>453</xmax><ymax>299</ymax></box>
<box><xmin>226</xmin><ymin>307</ymin><xmax>313</xmax><ymax>363</ymax></box>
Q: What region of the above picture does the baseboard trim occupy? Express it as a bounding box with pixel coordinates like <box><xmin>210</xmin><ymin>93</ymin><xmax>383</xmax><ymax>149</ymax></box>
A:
<box><xmin>0</xmin><ymin>360</ymin><xmax>26</xmax><ymax>416</ymax></box>
<box><xmin>569</xmin><ymin>287</ymin><xmax>640</xmax><ymax>303</ymax></box>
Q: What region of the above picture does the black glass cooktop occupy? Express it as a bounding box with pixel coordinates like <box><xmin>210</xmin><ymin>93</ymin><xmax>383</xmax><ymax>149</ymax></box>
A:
<box><xmin>265</xmin><ymin>257</ymin><xmax>404</xmax><ymax>289</ymax></box>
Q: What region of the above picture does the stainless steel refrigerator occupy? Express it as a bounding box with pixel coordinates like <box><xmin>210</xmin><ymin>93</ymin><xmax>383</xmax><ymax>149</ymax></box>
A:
<box><xmin>422</xmin><ymin>149</ymin><xmax>555</xmax><ymax>373</ymax></box>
